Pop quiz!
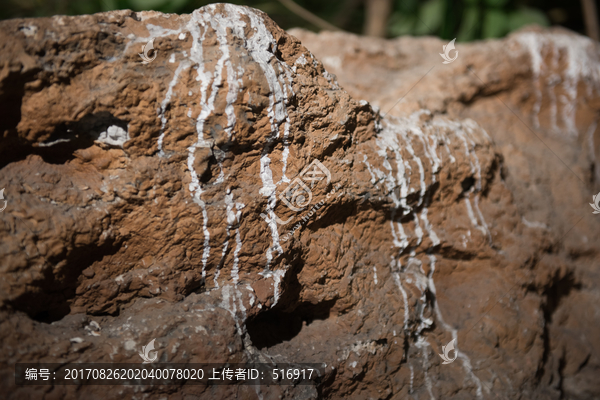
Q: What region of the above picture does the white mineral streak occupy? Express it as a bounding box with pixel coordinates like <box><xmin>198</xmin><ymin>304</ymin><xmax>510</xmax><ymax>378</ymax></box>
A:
<box><xmin>207</xmin><ymin>10</ymin><xmax>244</xmax><ymax>185</ymax></box>
<box><xmin>323</xmin><ymin>69</ymin><xmax>340</xmax><ymax>89</ymax></box>
<box><xmin>185</xmin><ymin>5</ymin><xmax>247</xmax><ymax>281</ymax></box>
<box><xmin>254</xmin><ymin>384</ymin><xmax>264</xmax><ymax>400</ymax></box>
<box><xmin>237</xmin><ymin>286</ymin><xmax>247</xmax><ymax>321</ymax></box>
<box><xmin>362</xmin><ymin>154</ymin><xmax>381</xmax><ymax>185</ymax></box>
<box><xmin>259</xmin><ymin>157</ymin><xmax>282</xmax><ymax>268</ymax></box>
<box><xmin>186</xmin><ymin>10</ymin><xmax>217</xmax><ymax>281</ymax></box>
<box><xmin>220</xmin><ymin>285</ymin><xmax>241</xmax><ymax>334</ymax></box>
<box><xmin>473</xmin><ymin>195</ymin><xmax>490</xmax><ymax>239</ymax></box>
<box><xmin>374</xmin><ymin>113</ymin><xmax>464</xmax><ymax>254</ymax></box>
<box><xmin>427</xmin><ymin>255</ymin><xmax>483</xmax><ymax>399</ymax></box>
<box><xmin>37</xmin><ymin>138</ymin><xmax>71</xmax><ymax>147</ymax></box>
<box><xmin>158</xmin><ymin>61</ymin><xmax>190</xmax><ymax>156</ymax></box>
<box><xmin>97</xmin><ymin>125</ymin><xmax>129</xmax><ymax>147</ymax></box>
<box><xmin>515</xmin><ymin>33</ymin><xmax>543</xmax><ymax>128</ymax></box>
<box><xmin>420</xmin><ymin>207</ymin><xmax>440</xmax><ymax>246</ymax></box>
<box><xmin>146</xmin><ymin>24</ymin><xmax>184</xmax><ymax>39</ymax></box>
<box><xmin>375</xmin><ymin>118</ymin><xmax>410</xmax><ymax>251</ymax></box>
<box><xmin>148</xmin><ymin>6</ymin><xmax>327</xmax><ymax>281</ymax></box>
<box><xmin>209</xmin><ymin>11</ymin><xmax>245</xmax><ymax>140</ymax></box>
<box><xmin>246</xmin><ymin>284</ymin><xmax>256</xmax><ymax>306</ymax></box>
<box><xmin>414</xmin><ymin>336</ymin><xmax>435</xmax><ymax>400</ymax></box>
<box><xmin>149</xmin><ymin>4</ymin><xmax>299</xmax><ymax>284</ymax></box>
<box><xmin>140</xmin><ymin>15</ymin><xmax>495</xmax><ymax>395</ymax></box>
<box><xmin>135</xmin><ymin>12</ymin><xmax>217</xmax><ymax>282</ymax></box>
<box><xmin>371</xmin><ymin>113</ymin><xmax>489</xmax><ymax>397</ymax></box>
<box><xmin>463</xmin><ymin>121</ymin><xmax>491</xmax><ymax>239</ymax></box>
<box><xmin>408</xmin><ymin>256</ymin><xmax>434</xmax><ymax>334</ymax></box>
<box><xmin>514</xmin><ymin>32</ymin><xmax>600</xmax><ymax>137</ymax></box>
<box><xmin>214</xmin><ymin>190</ymin><xmax>235</xmax><ymax>287</ymax></box>
<box><xmin>442</xmin><ymin>134</ymin><xmax>456</xmax><ymax>164</ymax></box>
<box><xmin>522</xmin><ymin>217</ymin><xmax>547</xmax><ymax>230</ymax></box>
<box><xmin>548</xmin><ymin>45</ymin><xmax>560</xmax><ymax>132</ymax></box>
<box><xmin>258</xmin><ymin>267</ymin><xmax>287</xmax><ymax>307</ymax></box>
<box><xmin>387</xmin><ymin>115</ymin><xmax>445</xmax><ymax>252</ymax></box>
<box><xmin>122</xmin><ymin>23</ymin><xmax>184</xmax><ymax>56</ymax></box>
<box><xmin>231</xmin><ymin>202</ymin><xmax>245</xmax><ymax>284</ymax></box>
<box><xmin>432</xmin><ymin>118</ymin><xmax>491</xmax><ymax>239</ymax></box>
<box><xmin>20</xmin><ymin>24</ymin><xmax>37</xmax><ymax>37</ymax></box>
<box><xmin>220</xmin><ymin>285</ymin><xmax>249</xmax><ymax>338</ymax></box>
<box><xmin>373</xmin><ymin>115</ymin><xmax>438</xmax><ymax>340</ymax></box>
<box><xmin>413</xmin><ymin>213</ymin><xmax>423</xmax><ymax>246</ymax></box>
<box><xmin>452</xmin><ymin>122</ymin><xmax>475</xmax><ymax>173</ymax></box>
<box><xmin>308</xmin><ymin>52</ymin><xmax>339</xmax><ymax>89</ymax></box>
<box><xmin>278</xmin><ymin>62</ymin><xmax>295</xmax><ymax>184</ymax></box>
<box><xmin>464</xmin><ymin>195</ymin><xmax>481</xmax><ymax>230</ymax></box>
<box><xmin>393</xmin><ymin>271</ymin><xmax>409</xmax><ymax>330</ymax></box>
<box><xmin>235</xmin><ymin>5</ymin><xmax>293</xmax><ymax>267</ymax></box>
<box><xmin>373</xmin><ymin>266</ymin><xmax>378</xmax><ymax>285</ymax></box>
<box><xmin>402</xmin><ymin>129</ymin><xmax>426</xmax><ymax>206</ymax></box>
<box><xmin>421</xmin><ymin>133</ymin><xmax>442</xmax><ymax>175</ymax></box>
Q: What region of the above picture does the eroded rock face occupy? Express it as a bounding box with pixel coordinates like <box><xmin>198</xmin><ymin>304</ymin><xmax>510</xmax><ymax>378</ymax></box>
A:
<box><xmin>0</xmin><ymin>3</ymin><xmax>598</xmax><ymax>400</ymax></box>
<box><xmin>292</xmin><ymin>27</ymin><xmax>600</xmax><ymax>399</ymax></box>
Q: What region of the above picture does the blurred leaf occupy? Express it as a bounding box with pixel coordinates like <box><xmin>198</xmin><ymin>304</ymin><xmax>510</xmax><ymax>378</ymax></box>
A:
<box><xmin>0</xmin><ymin>0</ymin><xmax>559</xmax><ymax>43</ymax></box>
<box><xmin>415</xmin><ymin>0</ymin><xmax>443</xmax><ymax>35</ymax></box>
<box><xmin>162</xmin><ymin>0</ymin><xmax>190</xmax><ymax>13</ymax></box>
<box><xmin>388</xmin><ymin>12</ymin><xmax>417</xmax><ymax>36</ymax></box>
<box><xmin>482</xmin><ymin>9</ymin><xmax>508</xmax><ymax>38</ymax></box>
<box><xmin>127</xmin><ymin>0</ymin><xmax>190</xmax><ymax>12</ymax></box>
<box><xmin>508</xmin><ymin>7</ymin><xmax>550</xmax><ymax>32</ymax></box>
<box><xmin>99</xmin><ymin>0</ymin><xmax>117</xmax><ymax>12</ymax></box>
<box><xmin>395</xmin><ymin>0</ymin><xmax>420</xmax><ymax>13</ymax></box>
<box><xmin>252</xmin><ymin>2</ymin><xmax>281</xmax><ymax>14</ymax></box>
<box><xmin>484</xmin><ymin>0</ymin><xmax>508</xmax><ymax>7</ymax></box>
<box><xmin>456</xmin><ymin>6</ymin><xmax>479</xmax><ymax>41</ymax></box>
<box><xmin>128</xmin><ymin>0</ymin><xmax>170</xmax><ymax>10</ymax></box>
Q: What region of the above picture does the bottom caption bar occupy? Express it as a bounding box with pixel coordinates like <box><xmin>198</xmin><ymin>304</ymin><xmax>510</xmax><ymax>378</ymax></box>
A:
<box><xmin>15</xmin><ymin>363</ymin><xmax>323</xmax><ymax>386</ymax></box>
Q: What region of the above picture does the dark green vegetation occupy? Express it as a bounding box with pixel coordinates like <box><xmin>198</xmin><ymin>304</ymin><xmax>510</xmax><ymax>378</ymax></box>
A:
<box><xmin>0</xmin><ymin>0</ymin><xmax>593</xmax><ymax>41</ymax></box>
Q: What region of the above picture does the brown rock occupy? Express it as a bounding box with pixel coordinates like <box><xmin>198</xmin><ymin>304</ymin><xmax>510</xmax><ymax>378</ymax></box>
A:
<box><xmin>291</xmin><ymin>26</ymin><xmax>600</xmax><ymax>399</ymax></box>
<box><xmin>0</xmin><ymin>3</ymin><xmax>598</xmax><ymax>400</ymax></box>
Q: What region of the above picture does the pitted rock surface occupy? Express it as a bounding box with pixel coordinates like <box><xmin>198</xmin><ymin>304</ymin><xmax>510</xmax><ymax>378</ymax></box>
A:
<box><xmin>0</xmin><ymin>3</ymin><xmax>599</xmax><ymax>400</ymax></box>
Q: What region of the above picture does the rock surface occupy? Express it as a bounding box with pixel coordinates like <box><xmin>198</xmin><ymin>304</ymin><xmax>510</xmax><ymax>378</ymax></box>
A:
<box><xmin>0</xmin><ymin>3</ymin><xmax>598</xmax><ymax>399</ymax></box>
<box><xmin>292</xmin><ymin>27</ymin><xmax>600</xmax><ymax>399</ymax></box>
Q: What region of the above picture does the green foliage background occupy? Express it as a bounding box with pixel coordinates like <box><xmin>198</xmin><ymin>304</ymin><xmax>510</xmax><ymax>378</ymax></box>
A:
<box><xmin>0</xmin><ymin>0</ymin><xmax>591</xmax><ymax>41</ymax></box>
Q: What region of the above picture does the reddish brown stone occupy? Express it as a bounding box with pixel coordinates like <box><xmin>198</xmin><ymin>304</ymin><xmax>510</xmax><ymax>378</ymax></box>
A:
<box><xmin>0</xmin><ymin>4</ymin><xmax>599</xmax><ymax>400</ymax></box>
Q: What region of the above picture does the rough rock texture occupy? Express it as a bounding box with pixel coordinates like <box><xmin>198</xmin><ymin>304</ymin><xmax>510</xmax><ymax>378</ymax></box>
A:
<box><xmin>0</xmin><ymin>3</ymin><xmax>598</xmax><ymax>400</ymax></box>
<box><xmin>289</xmin><ymin>28</ymin><xmax>600</xmax><ymax>399</ymax></box>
